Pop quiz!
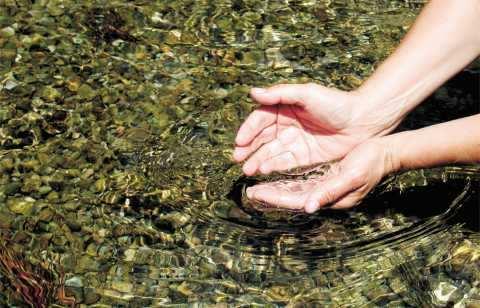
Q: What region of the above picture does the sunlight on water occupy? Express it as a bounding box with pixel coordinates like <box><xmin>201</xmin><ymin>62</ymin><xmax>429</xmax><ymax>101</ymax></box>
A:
<box><xmin>0</xmin><ymin>0</ymin><xmax>479</xmax><ymax>306</ymax></box>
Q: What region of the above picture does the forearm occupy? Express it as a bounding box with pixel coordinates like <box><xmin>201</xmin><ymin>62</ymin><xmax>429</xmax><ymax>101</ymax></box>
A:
<box><xmin>384</xmin><ymin>114</ymin><xmax>480</xmax><ymax>172</ymax></box>
<box><xmin>353</xmin><ymin>0</ymin><xmax>480</xmax><ymax>131</ymax></box>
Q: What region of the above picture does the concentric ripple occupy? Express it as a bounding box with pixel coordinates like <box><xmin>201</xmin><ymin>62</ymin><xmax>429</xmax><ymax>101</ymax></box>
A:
<box><xmin>1</xmin><ymin>0</ymin><xmax>479</xmax><ymax>306</ymax></box>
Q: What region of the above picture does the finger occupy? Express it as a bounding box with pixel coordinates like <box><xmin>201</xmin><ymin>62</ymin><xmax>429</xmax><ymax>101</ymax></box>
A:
<box><xmin>233</xmin><ymin>147</ymin><xmax>252</xmax><ymax>162</ymax></box>
<box><xmin>250</xmin><ymin>84</ymin><xmax>310</xmax><ymax>106</ymax></box>
<box><xmin>304</xmin><ymin>174</ymin><xmax>355</xmax><ymax>213</ymax></box>
<box><xmin>233</xmin><ymin>125</ymin><xmax>276</xmax><ymax>162</ymax></box>
<box><xmin>242</xmin><ymin>139</ymin><xmax>285</xmax><ymax>176</ymax></box>
<box><xmin>243</xmin><ymin>126</ymin><xmax>304</xmax><ymax>175</ymax></box>
<box><xmin>258</xmin><ymin>129</ymin><xmax>315</xmax><ymax>174</ymax></box>
<box><xmin>330</xmin><ymin>178</ymin><xmax>371</xmax><ymax>209</ymax></box>
<box><xmin>246</xmin><ymin>181</ymin><xmax>312</xmax><ymax>210</ymax></box>
<box><xmin>259</xmin><ymin>151</ymin><xmax>298</xmax><ymax>174</ymax></box>
<box><xmin>235</xmin><ymin>106</ymin><xmax>277</xmax><ymax>146</ymax></box>
<box><xmin>330</xmin><ymin>193</ymin><xmax>363</xmax><ymax>209</ymax></box>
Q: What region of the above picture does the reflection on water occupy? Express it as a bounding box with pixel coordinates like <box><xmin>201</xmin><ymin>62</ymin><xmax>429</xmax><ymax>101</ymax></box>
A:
<box><xmin>0</xmin><ymin>0</ymin><xmax>479</xmax><ymax>306</ymax></box>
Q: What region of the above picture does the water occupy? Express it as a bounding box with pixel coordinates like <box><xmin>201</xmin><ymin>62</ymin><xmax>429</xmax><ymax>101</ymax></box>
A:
<box><xmin>0</xmin><ymin>0</ymin><xmax>479</xmax><ymax>306</ymax></box>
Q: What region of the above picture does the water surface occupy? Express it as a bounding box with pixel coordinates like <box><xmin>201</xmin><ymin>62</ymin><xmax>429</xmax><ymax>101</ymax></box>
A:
<box><xmin>0</xmin><ymin>0</ymin><xmax>479</xmax><ymax>306</ymax></box>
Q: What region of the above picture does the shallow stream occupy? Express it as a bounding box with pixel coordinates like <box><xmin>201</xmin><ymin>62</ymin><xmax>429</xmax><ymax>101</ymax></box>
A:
<box><xmin>0</xmin><ymin>0</ymin><xmax>479</xmax><ymax>306</ymax></box>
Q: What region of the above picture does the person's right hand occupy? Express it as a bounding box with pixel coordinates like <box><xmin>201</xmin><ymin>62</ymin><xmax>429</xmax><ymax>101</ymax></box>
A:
<box><xmin>233</xmin><ymin>83</ymin><xmax>398</xmax><ymax>176</ymax></box>
<box><xmin>244</xmin><ymin>137</ymin><xmax>397</xmax><ymax>212</ymax></box>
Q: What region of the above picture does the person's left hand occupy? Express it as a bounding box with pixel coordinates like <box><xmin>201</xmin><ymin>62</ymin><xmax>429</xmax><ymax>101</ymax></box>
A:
<box><xmin>233</xmin><ymin>84</ymin><xmax>398</xmax><ymax>176</ymax></box>
<box><xmin>245</xmin><ymin>138</ymin><xmax>398</xmax><ymax>212</ymax></box>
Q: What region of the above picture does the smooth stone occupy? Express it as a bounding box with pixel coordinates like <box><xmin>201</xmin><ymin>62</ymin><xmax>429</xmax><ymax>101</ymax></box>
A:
<box><xmin>0</xmin><ymin>26</ymin><xmax>15</xmax><ymax>38</ymax></box>
<box><xmin>7</xmin><ymin>197</ymin><xmax>36</xmax><ymax>215</ymax></box>
<box><xmin>65</xmin><ymin>276</ymin><xmax>84</xmax><ymax>288</ymax></box>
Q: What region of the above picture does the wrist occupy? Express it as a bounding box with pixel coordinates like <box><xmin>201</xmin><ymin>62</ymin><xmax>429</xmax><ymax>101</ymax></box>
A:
<box><xmin>347</xmin><ymin>88</ymin><xmax>408</xmax><ymax>138</ymax></box>
<box><xmin>377</xmin><ymin>133</ymin><xmax>404</xmax><ymax>174</ymax></box>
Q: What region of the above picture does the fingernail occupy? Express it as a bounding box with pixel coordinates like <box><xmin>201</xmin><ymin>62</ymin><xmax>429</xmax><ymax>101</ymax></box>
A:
<box><xmin>252</xmin><ymin>87</ymin><xmax>267</xmax><ymax>94</ymax></box>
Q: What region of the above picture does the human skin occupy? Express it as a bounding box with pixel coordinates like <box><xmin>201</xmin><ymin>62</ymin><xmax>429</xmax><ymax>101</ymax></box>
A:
<box><xmin>234</xmin><ymin>0</ymin><xmax>480</xmax><ymax>177</ymax></box>
<box><xmin>246</xmin><ymin>114</ymin><xmax>480</xmax><ymax>212</ymax></box>
<box><xmin>233</xmin><ymin>0</ymin><xmax>480</xmax><ymax>211</ymax></box>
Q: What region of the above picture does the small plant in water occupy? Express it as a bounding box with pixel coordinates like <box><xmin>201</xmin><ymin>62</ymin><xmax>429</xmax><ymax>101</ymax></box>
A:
<box><xmin>0</xmin><ymin>239</ymin><xmax>74</xmax><ymax>308</ymax></box>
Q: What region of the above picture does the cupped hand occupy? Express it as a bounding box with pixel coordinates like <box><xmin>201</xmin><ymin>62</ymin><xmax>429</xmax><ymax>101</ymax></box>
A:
<box><xmin>233</xmin><ymin>83</ymin><xmax>390</xmax><ymax>176</ymax></box>
<box><xmin>245</xmin><ymin>139</ymin><xmax>397</xmax><ymax>212</ymax></box>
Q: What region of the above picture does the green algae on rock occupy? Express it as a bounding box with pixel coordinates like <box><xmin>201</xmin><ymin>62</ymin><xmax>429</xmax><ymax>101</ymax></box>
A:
<box><xmin>0</xmin><ymin>0</ymin><xmax>480</xmax><ymax>306</ymax></box>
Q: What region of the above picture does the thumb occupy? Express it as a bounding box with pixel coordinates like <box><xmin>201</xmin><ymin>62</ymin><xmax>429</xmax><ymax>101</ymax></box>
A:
<box><xmin>304</xmin><ymin>172</ymin><xmax>357</xmax><ymax>213</ymax></box>
<box><xmin>250</xmin><ymin>84</ymin><xmax>310</xmax><ymax>106</ymax></box>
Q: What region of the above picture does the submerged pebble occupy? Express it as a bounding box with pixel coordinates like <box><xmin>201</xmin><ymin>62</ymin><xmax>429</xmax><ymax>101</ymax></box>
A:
<box><xmin>0</xmin><ymin>0</ymin><xmax>478</xmax><ymax>307</ymax></box>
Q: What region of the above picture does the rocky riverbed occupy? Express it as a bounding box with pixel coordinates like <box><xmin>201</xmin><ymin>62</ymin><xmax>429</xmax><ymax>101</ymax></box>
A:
<box><xmin>0</xmin><ymin>0</ymin><xmax>479</xmax><ymax>306</ymax></box>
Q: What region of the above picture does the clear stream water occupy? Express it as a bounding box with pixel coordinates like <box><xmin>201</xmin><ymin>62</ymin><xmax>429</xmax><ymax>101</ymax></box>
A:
<box><xmin>0</xmin><ymin>0</ymin><xmax>479</xmax><ymax>307</ymax></box>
